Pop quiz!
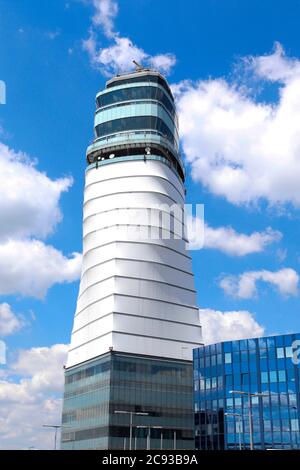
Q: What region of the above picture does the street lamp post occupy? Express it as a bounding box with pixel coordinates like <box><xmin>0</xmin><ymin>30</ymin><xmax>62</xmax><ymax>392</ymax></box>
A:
<box><xmin>42</xmin><ymin>425</ymin><xmax>62</xmax><ymax>450</ymax></box>
<box><xmin>224</xmin><ymin>412</ymin><xmax>242</xmax><ymax>450</ymax></box>
<box><xmin>153</xmin><ymin>426</ymin><xmax>163</xmax><ymax>450</ymax></box>
<box><xmin>229</xmin><ymin>390</ymin><xmax>266</xmax><ymax>450</ymax></box>
<box><xmin>114</xmin><ymin>410</ymin><xmax>149</xmax><ymax>450</ymax></box>
<box><xmin>292</xmin><ymin>406</ymin><xmax>299</xmax><ymax>448</ymax></box>
<box><xmin>130</xmin><ymin>413</ymin><xmax>133</xmax><ymax>451</ymax></box>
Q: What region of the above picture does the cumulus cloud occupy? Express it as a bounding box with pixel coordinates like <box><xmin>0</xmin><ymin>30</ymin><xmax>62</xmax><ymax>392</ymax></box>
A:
<box><xmin>83</xmin><ymin>0</ymin><xmax>176</xmax><ymax>75</ymax></box>
<box><xmin>200</xmin><ymin>308</ymin><xmax>265</xmax><ymax>344</ymax></box>
<box><xmin>189</xmin><ymin>221</ymin><xmax>281</xmax><ymax>255</ymax></box>
<box><xmin>0</xmin><ymin>344</ymin><xmax>68</xmax><ymax>449</ymax></box>
<box><xmin>0</xmin><ymin>303</ymin><xmax>25</xmax><ymax>337</ymax></box>
<box><xmin>9</xmin><ymin>344</ymin><xmax>68</xmax><ymax>392</ymax></box>
<box><xmin>204</xmin><ymin>225</ymin><xmax>281</xmax><ymax>256</ymax></box>
<box><xmin>249</xmin><ymin>41</ymin><xmax>299</xmax><ymax>83</ymax></box>
<box><xmin>0</xmin><ymin>239</ymin><xmax>81</xmax><ymax>299</ymax></box>
<box><xmin>220</xmin><ymin>268</ymin><xmax>299</xmax><ymax>299</ymax></box>
<box><xmin>173</xmin><ymin>43</ymin><xmax>300</xmax><ymax>207</ymax></box>
<box><xmin>84</xmin><ymin>34</ymin><xmax>146</xmax><ymax>75</ymax></box>
<box><xmin>0</xmin><ymin>142</ymin><xmax>72</xmax><ymax>241</ymax></box>
<box><xmin>84</xmin><ymin>35</ymin><xmax>176</xmax><ymax>76</ymax></box>
<box><xmin>149</xmin><ymin>54</ymin><xmax>177</xmax><ymax>73</ymax></box>
<box><xmin>0</xmin><ymin>141</ymin><xmax>81</xmax><ymax>299</ymax></box>
<box><xmin>91</xmin><ymin>0</ymin><xmax>118</xmax><ymax>38</ymax></box>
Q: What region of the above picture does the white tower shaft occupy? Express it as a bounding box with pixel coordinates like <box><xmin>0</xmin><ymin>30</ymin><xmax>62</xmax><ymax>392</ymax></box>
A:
<box><xmin>67</xmin><ymin>158</ymin><xmax>201</xmax><ymax>367</ymax></box>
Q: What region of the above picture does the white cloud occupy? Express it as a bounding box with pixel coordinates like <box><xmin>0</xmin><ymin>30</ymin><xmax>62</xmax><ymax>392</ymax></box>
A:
<box><xmin>83</xmin><ymin>33</ymin><xmax>176</xmax><ymax>76</ymax></box>
<box><xmin>249</xmin><ymin>42</ymin><xmax>300</xmax><ymax>83</ymax></box>
<box><xmin>84</xmin><ymin>34</ymin><xmax>147</xmax><ymax>76</ymax></box>
<box><xmin>0</xmin><ymin>141</ymin><xmax>81</xmax><ymax>299</ymax></box>
<box><xmin>0</xmin><ymin>344</ymin><xmax>68</xmax><ymax>449</ymax></box>
<box><xmin>0</xmin><ymin>303</ymin><xmax>25</xmax><ymax>337</ymax></box>
<box><xmin>220</xmin><ymin>268</ymin><xmax>299</xmax><ymax>299</ymax></box>
<box><xmin>149</xmin><ymin>53</ymin><xmax>177</xmax><ymax>75</ymax></box>
<box><xmin>83</xmin><ymin>0</ymin><xmax>176</xmax><ymax>75</ymax></box>
<box><xmin>10</xmin><ymin>344</ymin><xmax>68</xmax><ymax>393</ymax></box>
<box><xmin>91</xmin><ymin>0</ymin><xmax>118</xmax><ymax>38</ymax></box>
<box><xmin>173</xmin><ymin>43</ymin><xmax>300</xmax><ymax>207</ymax></box>
<box><xmin>0</xmin><ymin>142</ymin><xmax>72</xmax><ymax>241</ymax></box>
<box><xmin>200</xmin><ymin>308</ymin><xmax>265</xmax><ymax>344</ymax></box>
<box><xmin>189</xmin><ymin>222</ymin><xmax>281</xmax><ymax>255</ymax></box>
<box><xmin>0</xmin><ymin>239</ymin><xmax>81</xmax><ymax>299</ymax></box>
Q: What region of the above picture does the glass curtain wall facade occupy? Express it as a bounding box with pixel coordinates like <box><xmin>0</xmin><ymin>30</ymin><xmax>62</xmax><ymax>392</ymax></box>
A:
<box><xmin>62</xmin><ymin>351</ymin><xmax>194</xmax><ymax>449</ymax></box>
<box><xmin>193</xmin><ymin>333</ymin><xmax>300</xmax><ymax>450</ymax></box>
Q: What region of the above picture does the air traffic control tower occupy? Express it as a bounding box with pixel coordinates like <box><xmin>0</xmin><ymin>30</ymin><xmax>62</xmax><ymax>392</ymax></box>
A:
<box><xmin>61</xmin><ymin>67</ymin><xmax>202</xmax><ymax>450</ymax></box>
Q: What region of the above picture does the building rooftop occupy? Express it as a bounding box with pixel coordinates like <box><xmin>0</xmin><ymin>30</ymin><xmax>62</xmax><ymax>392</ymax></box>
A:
<box><xmin>105</xmin><ymin>67</ymin><xmax>174</xmax><ymax>99</ymax></box>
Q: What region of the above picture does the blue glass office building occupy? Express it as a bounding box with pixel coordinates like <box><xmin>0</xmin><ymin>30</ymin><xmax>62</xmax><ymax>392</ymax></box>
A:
<box><xmin>193</xmin><ymin>333</ymin><xmax>300</xmax><ymax>450</ymax></box>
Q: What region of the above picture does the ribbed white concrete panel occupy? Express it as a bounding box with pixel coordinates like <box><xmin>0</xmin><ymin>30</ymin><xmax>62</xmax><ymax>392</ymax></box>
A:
<box><xmin>83</xmin><ymin>192</ymin><xmax>182</xmax><ymax>221</ymax></box>
<box><xmin>79</xmin><ymin>259</ymin><xmax>194</xmax><ymax>295</ymax></box>
<box><xmin>70</xmin><ymin>313</ymin><xmax>200</xmax><ymax>349</ymax></box>
<box><xmin>66</xmin><ymin>159</ymin><xmax>202</xmax><ymax>368</ymax></box>
<box><xmin>73</xmin><ymin>296</ymin><xmax>199</xmax><ymax>332</ymax></box>
<box><xmin>85</xmin><ymin>160</ymin><xmax>184</xmax><ymax>195</ymax></box>
<box><xmin>82</xmin><ymin>242</ymin><xmax>193</xmax><ymax>274</ymax></box>
<box><xmin>83</xmin><ymin>208</ymin><xmax>185</xmax><ymax>238</ymax></box>
<box><xmin>83</xmin><ymin>227</ymin><xmax>188</xmax><ymax>253</ymax></box>
<box><xmin>84</xmin><ymin>176</ymin><xmax>183</xmax><ymax>205</ymax></box>
<box><xmin>76</xmin><ymin>277</ymin><xmax>195</xmax><ymax>314</ymax></box>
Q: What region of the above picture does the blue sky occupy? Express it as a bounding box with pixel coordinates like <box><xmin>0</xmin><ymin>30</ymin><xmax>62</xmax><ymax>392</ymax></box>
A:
<box><xmin>1</xmin><ymin>0</ymin><xmax>300</xmax><ymax>449</ymax></box>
